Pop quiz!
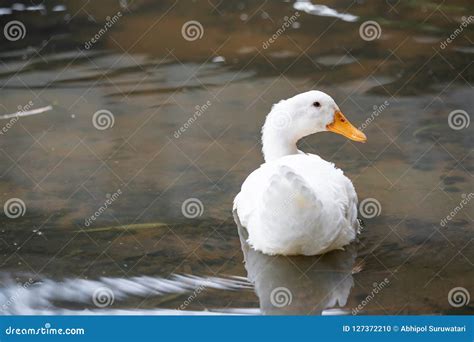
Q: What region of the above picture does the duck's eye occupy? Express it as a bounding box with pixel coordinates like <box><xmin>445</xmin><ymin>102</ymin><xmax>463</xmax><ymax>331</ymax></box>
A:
<box><xmin>313</xmin><ymin>101</ymin><xmax>321</xmax><ymax>107</ymax></box>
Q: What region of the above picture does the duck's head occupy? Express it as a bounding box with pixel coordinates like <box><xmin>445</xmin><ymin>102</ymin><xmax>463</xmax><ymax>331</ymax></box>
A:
<box><xmin>262</xmin><ymin>90</ymin><xmax>367</xmax><ymax>161</ymax></box>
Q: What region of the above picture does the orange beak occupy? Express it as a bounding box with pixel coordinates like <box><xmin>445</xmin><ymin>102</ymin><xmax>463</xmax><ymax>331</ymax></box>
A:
<box><xmin>326</xmin><ymin>111</ymin><xmax>367</xmax><ymax>143</ymax></box>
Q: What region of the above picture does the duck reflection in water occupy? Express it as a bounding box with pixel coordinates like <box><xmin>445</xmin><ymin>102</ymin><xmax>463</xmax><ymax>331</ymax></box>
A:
<box><xmin>235</xmin><ymin>214</ymin><xmax>359</xmax><ymax>315</ymax></box>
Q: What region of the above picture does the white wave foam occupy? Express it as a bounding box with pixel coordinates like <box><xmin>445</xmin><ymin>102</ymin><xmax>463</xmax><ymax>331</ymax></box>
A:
<box><xmin>0</xmin><ymin>273</ymin><xmax>253</xmax><ymax>315</ymax></box>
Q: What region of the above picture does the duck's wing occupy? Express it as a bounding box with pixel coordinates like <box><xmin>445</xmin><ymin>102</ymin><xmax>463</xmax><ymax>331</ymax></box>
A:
<box><xmin>234</xmin><ymin>160</ymin><xmax>322</xmax><ymax>228</ymax></box>
<box><xmin>303</xmin><ymin>153</ymin><xmax>360</xmax><ymax>250</ymax></box>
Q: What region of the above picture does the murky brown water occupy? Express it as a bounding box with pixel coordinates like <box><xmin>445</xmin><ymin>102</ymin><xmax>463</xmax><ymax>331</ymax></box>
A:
<box><xmin>0</xmin><ymin>0</ymin><xmax>472</xmax><ymax>315</ymax></box>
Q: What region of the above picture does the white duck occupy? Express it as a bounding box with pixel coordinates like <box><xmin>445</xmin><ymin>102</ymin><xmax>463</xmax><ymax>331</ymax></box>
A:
<box><xmin>233</xmin><ymin>90</ymin><xmax>367</xmax><ymax>256</ymax></box>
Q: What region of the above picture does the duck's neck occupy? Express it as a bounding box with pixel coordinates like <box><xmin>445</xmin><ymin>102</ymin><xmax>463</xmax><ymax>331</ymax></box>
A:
<box><xmin>261</xmin><ymin>120</ymin><xmax>299</xmax><ymax>163</ymax></box>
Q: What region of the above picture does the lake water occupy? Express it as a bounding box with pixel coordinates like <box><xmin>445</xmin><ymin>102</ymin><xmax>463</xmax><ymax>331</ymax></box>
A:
<box><xmin>0</xmin><ymin>0</ymin><xmax>472</xmax><ymax>315</ymax></box>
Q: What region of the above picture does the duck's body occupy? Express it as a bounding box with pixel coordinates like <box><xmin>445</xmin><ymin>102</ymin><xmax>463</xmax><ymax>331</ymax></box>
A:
<box><xmin>234</xmin><ymin>153</ymin><xmax>359</xmax><ymax>255</ymax></box>
<box><xmin>234</xmin><ymin>91</ymin><xmax>366</xmax><ymax>256</ymax></box>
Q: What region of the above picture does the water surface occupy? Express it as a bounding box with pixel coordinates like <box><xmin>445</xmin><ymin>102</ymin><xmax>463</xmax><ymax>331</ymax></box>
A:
<box><xmin>0</xmin><ymin>0</ymin><xmax>473</xmax><ymax>315</ymax></box>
